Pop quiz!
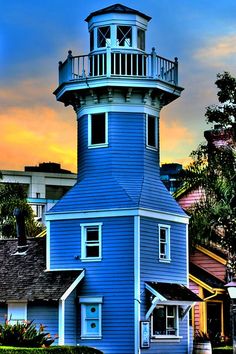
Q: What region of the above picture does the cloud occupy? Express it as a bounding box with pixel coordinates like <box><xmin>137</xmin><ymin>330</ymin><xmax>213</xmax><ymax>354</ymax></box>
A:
<box><xmin>160</xmin><ymin>119</ymin><xmax>194</xmax><ymax>167</ymax></box>
<box><xmin>0</xmin><ymin>106</ymin><xmax>77</xmax><ymax>172</ymax></box>
<box><xmin>194</xmin><ymin>33</ymin><xmax>236</xmax><ymax>68</ymax></box>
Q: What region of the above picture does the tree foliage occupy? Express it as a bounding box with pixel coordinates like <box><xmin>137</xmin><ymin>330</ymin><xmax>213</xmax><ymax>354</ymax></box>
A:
<box><xmin>0</xmin><ymin>183</ymin><xmax>43</xmax><ymax>238</ymax></box>
<box><xmin>179</xmin><ymin>72</ymin><xmax>236</xmax><ymax>272</ymax></box>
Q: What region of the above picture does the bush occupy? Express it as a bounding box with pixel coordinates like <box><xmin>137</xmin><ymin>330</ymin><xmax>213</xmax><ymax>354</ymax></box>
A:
<box><xmin>0</xmin><ymin>346</ymin><xmax>103</xmax><ymax>354</ymax></box>
<box><xmin>213</xmin><ymin>347</ymin><xmax>233</xmax><ymax>353</ymax></box>
<box><xmin>0</xmin><ymin>321</ymin><xmax>55</xmax><ymax>347</ymax></box>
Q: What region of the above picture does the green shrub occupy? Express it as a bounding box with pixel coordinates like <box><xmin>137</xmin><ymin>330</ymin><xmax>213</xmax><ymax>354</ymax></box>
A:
<box><xmin>0</xmin><ymin>346</ymin><xmax>103</xmax><ymax>354</ymax></box>
<box><xmin>213</xmin><ymin>347</ymin><xmax>233</xmax><ymax>353</ymax></box>
<box><xmin>0</xmin><ymin>321</ymin><xmax>55</xmax><ymax>347</ymax></box>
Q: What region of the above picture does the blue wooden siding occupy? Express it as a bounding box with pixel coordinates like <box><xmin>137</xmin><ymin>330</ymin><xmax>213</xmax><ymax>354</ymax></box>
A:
<box><xmin>50</xmin><ymin>112</ymin><xmax>185</xmax><ymax>216</ymax></box>
<box><xmin>64</xmin><ymin>289</ymin><xmax>77</xmax><ymax>345</ymax></box>
<box><xmin>140</xmin><ymin>216</ymin><xmax>189</xmax><ymax>354</ymax></box>
<box><xmin>50</xmin><ymin>216</ymin><xmax>135</xmax><ymax>354</ymax></box>
<box><xmin>28</xmin><ymin>304</ymin><xmax>58</xmax><ymax>345</ymax></box>
<box><xmin>0</xmin><ymin>305</ymin><xmax>7</xmax><ymax>324</ymax></box>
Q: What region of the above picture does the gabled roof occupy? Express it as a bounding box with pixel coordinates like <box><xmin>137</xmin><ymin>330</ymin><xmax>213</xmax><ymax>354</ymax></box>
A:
<box><xmin>0</xmin><ymin>238</ymin><xmax>83</xmax><ymax>302</ymax></box>
<box><xmin>190</xmin><ymin>262</ymin><xmax>225</xmax><ymax>289</ymax></box>
<box><xmin>85</xmin><ymin>3</ymin><xmax>151</xmax><ymax>22</ymax></box>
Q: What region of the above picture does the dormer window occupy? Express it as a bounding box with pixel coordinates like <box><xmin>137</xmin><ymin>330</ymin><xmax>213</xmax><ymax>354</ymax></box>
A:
<box><xmin>97</xmin><ymin>26</ymin><xmax>111</xmax><ymax>48</ymax></box>
<box><xmin>137</xmin><ymin>28</ymin><xmax>145</xmax><ymax>51</ymax></box>
<box><xmin>117</xmin><ymin>26</ymin><xmax>132</xmax><ymax>47</ymax></box>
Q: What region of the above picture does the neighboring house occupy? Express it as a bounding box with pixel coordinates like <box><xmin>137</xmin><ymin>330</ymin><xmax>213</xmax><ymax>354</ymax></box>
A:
<box><xmin>0</xmin><ymin>162</ymin><xmax>76</xmax><ymax>224</ymax></box>
<box><xmin>0</xmin><ymin>235</ymin><xmax>84</xmax><ymax>344</ymax></box>
<box><xmin>174</xmin><ymin>124</ymin><xmax>236</xmax><ymax>342</ymax></box>
<box><xmin>44</xmin><ymin>4</ymin><xmax>200</xmax><ymax>354</ymax></box>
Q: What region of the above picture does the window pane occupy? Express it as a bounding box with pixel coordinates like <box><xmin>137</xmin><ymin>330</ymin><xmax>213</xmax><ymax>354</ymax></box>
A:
<box><xmin>160</xmin><ymin>228</ymin><xmax>166</xmax><ymax>241</ymax></box>
<box><xmin>98</xmin><ymin>26</ymin><xmax>110</xmax><ymax>48</ymax></box>
<box><xmin>86</xmin><ymin>245</ymin><xmax>99</xmax><ymax>258</ymax></box>
<box><xmin>117</xmin><ymin>26</ymin><xmax>132</xmax><ymax>47</ymax></box>
<box><xmin>91</xmin><ymin>113</ymin><xmax>106</xmax><ymax>145</ymax></box>
<box><xmin>147</xmin><ymin>115</ymin><xmax>156</xmax><ymax>147</ymax></box>
<box><xmin>137</xmin><ymin>28</ymin><xmax>145</xmax><ymax>50</ymax></box>
<box><xmin>153</xmin><ymin>307</ymin><xmax>166</xmax><ymax>335</ymax></box>
<box><xmin>87</xmin><ymin>228</ymin><xmax>99</xmax><ymax>241</ymax></box>
<box><xmin>90</xmin><ymin>30</ymin><xmax>94</xmax><ymax>51</ymax></box>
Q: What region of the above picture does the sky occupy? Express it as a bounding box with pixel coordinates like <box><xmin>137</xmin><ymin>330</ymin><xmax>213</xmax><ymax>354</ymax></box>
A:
<box><xmin>1</xmin><ymin>0</ymin><xmax>236</xmax><ymax>173</ymax></box>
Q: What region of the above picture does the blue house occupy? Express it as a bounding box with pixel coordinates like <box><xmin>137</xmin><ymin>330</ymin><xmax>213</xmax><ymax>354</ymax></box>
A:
<box><xmin>0</xmin><ymin>4</ymin><xmax>200</xmax><ymax>354</ymax></box>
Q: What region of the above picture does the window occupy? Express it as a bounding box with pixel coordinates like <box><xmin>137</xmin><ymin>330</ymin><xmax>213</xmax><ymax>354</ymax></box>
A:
<box><xmin>88</xmin><ymin>113</ymin><xmax>108</xmax><ymax>148</ymax></box>
<box><xmin>90</xmin><ymin>29</ymin><xmax>94</xmax><ymax>51</ymax></box>
<box><xmin>146</xmin><ymin>115</ymin><xmax>157</xmax><ymax>149</ymax></box>
<box><xmin>152</xmin><ymin>305</ymin><xmax>178</xmax><ymax>337</ymax></box>
<box><xmin>158</xmin><ymin>225</ymin><xmax>171</xmax><ymax>261</ymax></box>
<box><xmin>8</xmin><ymin>303</ymin><xmax>27</xmax><ymax>325</ymax></box>
<box><xmin>117</xmin><ymin>26</ymin><xmax>132</xmax><ymax>47</ymax></box>
<box><xmin>137</xmin><ymin>28</ymin><xmax>145</xmax><ymax>50</ymax></box>
<box><xmin>97</xmin><ymin>26</ymin><xmax>110</xmax><ymax>48</ymax></box>
<box><xmin>79</xmin><ymin>297</ymin><xmax>103</xmax><ymax>339</ymax></box>
<box><xmin>81</xmin><ymin>223</ymin><xmax>102</xmax><ymax>261</ymax></box>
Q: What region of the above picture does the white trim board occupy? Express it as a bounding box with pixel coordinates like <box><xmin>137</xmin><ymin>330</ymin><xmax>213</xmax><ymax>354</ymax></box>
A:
<box><xmin>46</xmin><ymin>207</ymin><xmax>189</xmax><ymax>224</ymax></box>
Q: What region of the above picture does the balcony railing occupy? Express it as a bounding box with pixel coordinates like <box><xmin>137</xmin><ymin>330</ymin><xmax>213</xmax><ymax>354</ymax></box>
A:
<box><xmin>58</xmin><ymin>48</ymin><xmax>178</xmax><ymax>86</ymax></box>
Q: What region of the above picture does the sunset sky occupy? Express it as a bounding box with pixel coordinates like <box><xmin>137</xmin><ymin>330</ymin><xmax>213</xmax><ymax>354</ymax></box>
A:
<box><xmin>1</xmin><ymin>0</ymin><xmax>236</xmax><ymax>173</ymax></box>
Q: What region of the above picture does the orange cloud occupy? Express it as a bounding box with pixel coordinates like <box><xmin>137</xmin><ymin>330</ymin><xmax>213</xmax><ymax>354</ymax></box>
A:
<box><xmin>0</xmin><ymin>106</ymin><xmax>77</xmax><ymax>172</ymax></box>
<box><xmin>160</xmin><ymin>119</ymin><xmax>194</xmax><ymax>167</ymax></box>
<box><xmin>194</xmin><ymin>34</ymin><xmax>236</xmax><ymax>67</ymax></box>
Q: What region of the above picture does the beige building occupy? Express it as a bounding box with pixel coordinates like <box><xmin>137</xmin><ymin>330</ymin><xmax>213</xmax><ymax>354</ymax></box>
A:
<box><xmin>1</xmin><ymin>163</ymin><xmax>77</xmax><ymax>224</ymax></box>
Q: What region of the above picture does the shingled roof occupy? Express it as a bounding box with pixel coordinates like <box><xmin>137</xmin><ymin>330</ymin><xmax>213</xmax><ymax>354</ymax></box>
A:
<box><xmin>85</xmin><ymin>3</ymin><xmax>151</xmax><ymax>22</ymax></box>
<box><xmin>0</xmin><ymin>238</ymin><xmax>83</xmax><ymax>302</ymax></box>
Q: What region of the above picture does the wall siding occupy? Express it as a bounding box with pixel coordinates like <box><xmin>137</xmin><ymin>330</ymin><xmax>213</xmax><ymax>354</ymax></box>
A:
<box><xmin>65</xmin><ymin>290</ymin><xmax>77</xmax><ymax>345</ymax></box>
<box><xmin>0</xmin><ymin>305</ymin><xmax>7</xmax><ymax>324</ymax></box>
<box><xmin>140</xmin><ymin>216</ymin><xmax>189</xmax><ymax>354</ymax></box>
<box><xmin>50</xmin><ymin>216</ymin><xmax>135</xmax><ymax>354</ymax></box>
<box><xmin>28</xmin><ymin>303</ymin><xmax>58</xmax><ymax>345</ymax></box>
<box><xmin>190</xmin><ymin>250</ymin><xmax>226</xmax><ymax>281</ymax></box>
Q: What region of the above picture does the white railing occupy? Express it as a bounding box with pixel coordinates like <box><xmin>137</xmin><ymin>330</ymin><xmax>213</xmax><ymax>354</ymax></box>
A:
<box><xmin>58</xmin><ymin>48</ymin><xmax>178</xmax><ymax>85</ymax></box>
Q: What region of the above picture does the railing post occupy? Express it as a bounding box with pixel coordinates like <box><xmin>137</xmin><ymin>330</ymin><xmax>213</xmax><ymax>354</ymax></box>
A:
<box><xmin>67</xmin><ymin>50</ymin><xmax>73</xmax><ymax>81</ymax></box>
<box><xmin>174</xmin><ymin>57</ymin><xmax>178</xmax><ymax>85</ymax></box>
<box><xmin>151</xmin><ymin>47</ymin><xmax>158</xmax><ymax>79</ymax></box>
<box><xmin>106</xmin><ymin>46</ymin><xmax>111</xmax><ymax>77</ymax></box>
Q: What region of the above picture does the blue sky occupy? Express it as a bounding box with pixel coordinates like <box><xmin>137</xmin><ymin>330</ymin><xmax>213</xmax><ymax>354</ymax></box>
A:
<box><xmin>1</xmin><ymin>0</ymin><xmax>236</xmax><ymax>171</ymax></box>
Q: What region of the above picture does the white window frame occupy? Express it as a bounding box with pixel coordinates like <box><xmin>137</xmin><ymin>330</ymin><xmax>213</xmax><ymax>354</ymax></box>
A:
<box><xmin>158</xmin><ymin>224</ymin><xmax>171</xmax><ymax>262</ymax></box>
<box><xmin>116</xmin><ymin>25</ymin><xmax>133</xmax><ymax>47</ymax></box>
<box><xmin>80</xmin><ymin>223</ymin><xmax>102</xmax><ymax>262</ymax></box>
<box><xmin>97</xmin><ymin>26</ymin><xmax>111</xmax><ymax>48</ymax></box>
<box><xmin>79</xmin><ymin>297</ymin><xmax>103</xmax><ymax>339</ymax></box>
<box><xmin>151</xmin><ymin>305</ymin><xmax>180</xmax><ymax>341</ymax></box>
<box><xmin>8</xmin><ymin>302</ymin><xmax>27</xmax><ymax>324</ymax></box>
<box><xmin>146</xmin><ymin>114</ymin><xmax>158</xmax><ymax>150</ymax></box>
<box><xmin>88</xmin><ymin>113</ymin><xmax>108</xmax><ymax>148</ymax></box>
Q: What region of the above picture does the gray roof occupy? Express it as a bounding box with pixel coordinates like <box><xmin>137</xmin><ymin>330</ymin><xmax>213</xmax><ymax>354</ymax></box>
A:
<box><xmin>85</xmin><ymin>3</ymin><xmax>151</xmax><ymax>22</ymax></box>
<box><xmin>0</xmin><ymin>238</ymin><xmax>82</xmax><ymax>302</ymax></box>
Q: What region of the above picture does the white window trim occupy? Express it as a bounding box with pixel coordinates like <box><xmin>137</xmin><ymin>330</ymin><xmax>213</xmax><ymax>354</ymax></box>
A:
<box><xmin>79</xmin><ymin>297</ymin><xmax>103</xmax><ymax>340</ymax></box>
<box><xmin>80</xmin><ymin>222</ymin><xmax>102</xmax><ymax>262</ymax></box>
<box><xmin>151</xmin><ymin>305</ymin><xmax>180</xmax><ymax>341</ymax></box>
<box><xmin>158</xmin><ymin>224</ymin><xmax>171</xmax><ymax>262</ymax></box>
<box><xmin>116</xmin><ymin>25</ymin><xmax>133</xmax><ymax>48</ymax></box>
<box><xmin>146</xmin><ymin>114</ymin><xmax>158</xmax><ymax>151</ymax></box>
<box><xmin>8</xmin><ymin>302</ymin><xmax>27</xmax><ymax>324</ymax></box>
<box><xmin>88</xmin><ymin>113</ymin><xmax>108</xmax><ymax>148</ymax></box>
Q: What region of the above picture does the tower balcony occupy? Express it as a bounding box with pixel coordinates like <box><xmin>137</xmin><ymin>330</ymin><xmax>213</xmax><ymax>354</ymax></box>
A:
<box><xmin>54</xmin><ymin>47</ymin><xmax>183</xmax><ymax>105</ymax></box>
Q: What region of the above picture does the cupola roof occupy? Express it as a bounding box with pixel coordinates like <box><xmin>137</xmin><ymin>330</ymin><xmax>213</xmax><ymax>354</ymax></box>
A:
<box><xmin>85</xmin><ymin>3</ymin><xmax>151</xmax><ymax>22</ymax></box>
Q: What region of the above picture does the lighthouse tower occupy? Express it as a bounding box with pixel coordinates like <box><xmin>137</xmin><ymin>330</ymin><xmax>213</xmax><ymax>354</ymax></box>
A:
<box><xmin>47</xmin><ymin>4</ymin><xmax>198</xmax><ymax>354</ymax></box>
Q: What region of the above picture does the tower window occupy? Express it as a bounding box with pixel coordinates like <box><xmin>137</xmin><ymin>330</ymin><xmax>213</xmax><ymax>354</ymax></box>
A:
<box><xmin>146</xmin><ymin>115</ymin><xmax>158</xmax><ymax>149</ymax></box>
<box><xmin>80</xmin><ymin>223</ymin><xmax>102</xmax><ymax>261</ymax></box>
<box><xmin>117</xmin><ymin>26</ymin><xmax>132</xmax><ymax>47</ymax></box>
<box><xmin>88</xmin><ymin>113</ymin><xmax>108</xmax><ymax>148</ymax></box>
<box><xmin>158</xmin><ymin>224</ymin><xmax>171</xmax><ymax>261</ymax></box>
<box><xmin>97</xmin><ymin>26</ymin><xmax>111</xmax><ymax>48</ymax></box>
<box><xmin>137</xmin><ymin>28</ymin><xmax>145</xmax><ymax>51</ymax></box>
<box><xmin>90</xmin><ymin>29</ymin><xmax>94</xmax><ymax>51</ymax></box>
